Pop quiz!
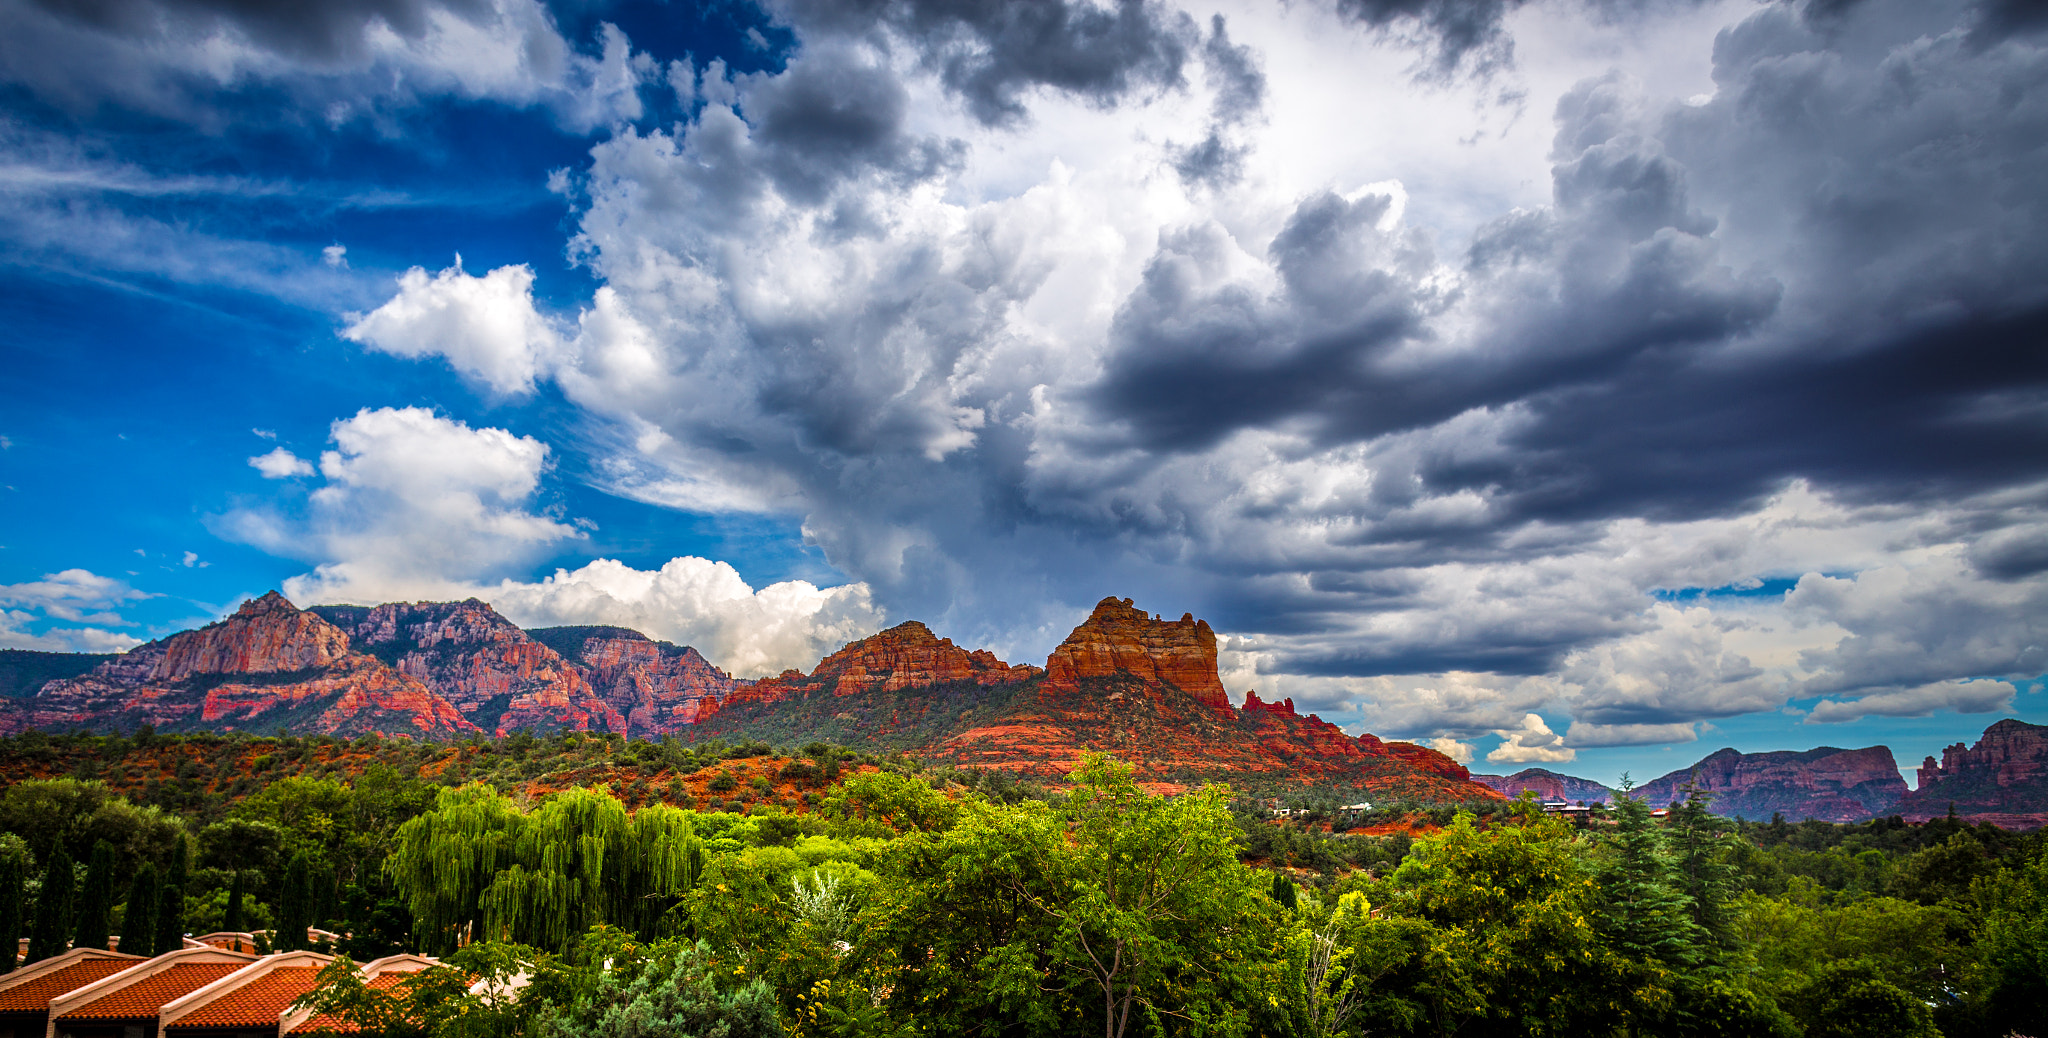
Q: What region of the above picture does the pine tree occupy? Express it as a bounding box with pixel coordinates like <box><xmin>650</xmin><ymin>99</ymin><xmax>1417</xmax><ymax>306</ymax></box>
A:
<box><xmin>25</xmin><ymin>843</ymin><xmax>74</xmax><ymax>964</ymax></box>
<box><xmin>156</xmin><ymin>839</ymin><xmax>188</xmax><ymax>953</ymax></box>
<box><xmin>276</xmin><ymin>854</ymin><xmax>312</xmax><ymax>952</ymax></box>
<box><xmin>1270</xmin><ymin>872</ymin><xmax>1298</xmax><ymax>910</ymax></box>
<box><xmin>1666</xmin><ymin>779</ymin><xmax>1739</xmax><ymax>953</ymax></box>
<box><xmin>1598</xmin><ymin>784</ymin><xmax>1704</xmax><ymax>969</ymax></box>
<box><xmin>117</xmin><ymin>865</ymin><xmax>160</xmax><ymax>958</ymax></box>
<box><xmin>0</xmin><ymin>854</ymin><xmax>23</xmax><ymax>973</ymax></box>
<box><xmin>223</xmin><ymin>869</ymin><xmax>246</xmax><ymax>935</ymax></box>
<box><xmin>71</xmin><ymin>841</ymin><xmax>117</xmax><ymax>951</ymax></box>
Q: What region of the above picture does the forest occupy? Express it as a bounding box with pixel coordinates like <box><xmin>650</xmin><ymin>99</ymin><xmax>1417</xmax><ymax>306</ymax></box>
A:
<box><xmin>0</xmin><ymin>728</ymin><xmax>2041</xmax><ymax>1037</ymax></box>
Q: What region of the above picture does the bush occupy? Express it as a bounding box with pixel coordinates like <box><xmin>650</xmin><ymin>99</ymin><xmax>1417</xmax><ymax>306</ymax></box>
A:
<box><xmin>535</xmin><ymin>939</ymin><xmax>779</xmax><ymax>1038</ymax></box>
<box><xmin>709</xmin><ymin>772</ymin><xmax>738</xmax><ymax>793</ymax></box>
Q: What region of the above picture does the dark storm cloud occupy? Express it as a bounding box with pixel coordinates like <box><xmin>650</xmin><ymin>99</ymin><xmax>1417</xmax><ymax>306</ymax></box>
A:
<box><xmin>1169</xmin><ymin>14</ymin><xmax>1264</xmax><ymax>187</ymax></box>
<box><xmin>19</xmin><ymin>0</ymin><xmax>490</xmax><ymax>61</ymax></box>
<box><xmin>776</xmin><ymin>0</ymin><xmax>1197</xmax><ymax>126</ymax></box>
<box><xmin>1333</xmin><ymin>0</ymin><xmax>1523</xmax><ymax>77</ymax></box>
<box><xmin>743</xmin><ymin>44</ymin><xmax>965</xmax><ymax>204</ymax></box>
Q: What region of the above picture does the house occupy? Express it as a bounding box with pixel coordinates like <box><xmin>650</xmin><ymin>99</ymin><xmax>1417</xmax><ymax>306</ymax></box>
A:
<box><xmin>0</xmin><ymin>949</ymin><xmax>146</xmax><ymax>1038</ymax></box>
<box><xmin>277</xmin><ymin>955</ymin><xmax>440</xmax><ymax>1036</ymax></box>
<box><xmin>44</xmin><ymin>945</ymin><xmax>259</xmax><ymax>1038</ymax></box>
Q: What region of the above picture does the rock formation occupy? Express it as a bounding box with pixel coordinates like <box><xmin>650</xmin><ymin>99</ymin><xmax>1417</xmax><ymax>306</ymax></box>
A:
<box><xmin>1472</xmin><ymin>768</ymin><xmax>1615</xmax><ymax>804</ymax></box>
<box><xmin>8</xmin><ymin>593</ymin><xmax>475</xmax><ymax>738</ymax></box>
<box><xmin>1041</xmin><ymin>598</ymin><xmax>1233</xmax><ymax>718</ymax></box>
<box><xmin>1895</xmin><ymin>719</ymin><xmax>2048</xmax><ymax>829</ymax></box>
<box><xmin>1636</xmin><ymin>745</ymin><xmax>1907</xmax><ymax>822</ymax></box>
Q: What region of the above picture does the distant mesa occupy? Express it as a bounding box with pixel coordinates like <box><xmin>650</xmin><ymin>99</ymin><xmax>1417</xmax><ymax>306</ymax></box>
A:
<box><xmin>1634</xmin><ymin>745</ymin><xmax>1907</xmax><ymax>823</ymax></box>
<box><xmin>1472</xmin><ymin>768</ymin><xmax>1615</xmax><ymax>805</ymax></box>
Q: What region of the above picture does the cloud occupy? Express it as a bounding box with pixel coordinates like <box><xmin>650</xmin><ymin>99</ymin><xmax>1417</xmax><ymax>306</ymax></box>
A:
<box><xmin>223</xmin><ymin>407</ymin><xmax>880</xmax><ymax>674</ymax></box>
<box><xmin>0</xmin><ymin>569</ymin><xmax>150</xmax><ymax>652</ymax></box>
<box><xmin>1806</xmin><ymin>678</ymin><xmax>2017</xmax><ymax>724</ymax></box>
<box><xmin>1488</xmin><ymin>712</ymin><xmax>1575</xmax><ymax>763</ymax></box>
<box><xmin>222</xmin><ymin>406</ymin><xmax>583</xmax><ymax>602</ymax></box>
<box><xmin>250</xmin><ymin>447</ymin><xmax>316</xmax><ymax>479</ymax></box>
<box><xmin>343</xmin><ymin>261</ymin><xmax>561</xmax><ymax>395</ymax></box>
<box><xmin>0</xmin><ymin>568</ymin><xmax>150</xmax><ymax>623</ymax></box>
<box><xmin>487</xmin><ymin>556</ymin><xmax>885</xmax><ymax>678</ymax></box>
<box><xmin>337</xmin><ymin>0</ymin><xmax>2048</xmax><ymax>751</ymax></box>
<box><xmin>0</xmin><ymin>0</ymin><xmax>655</xmax><ymax>131</ymax></box>
<box><xmin>1426</xmin><ymin>736</ymin><xmax>1477</xmax><ymax>763</ymax></box>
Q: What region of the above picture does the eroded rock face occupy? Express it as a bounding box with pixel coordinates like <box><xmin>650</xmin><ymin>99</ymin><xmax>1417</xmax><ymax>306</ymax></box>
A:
<box><xmin>1041</xmin><ymin>598</ymin><xmax>1233</xmax><ymax>717</ymax></box>
<box><xmin>708</xmin><ymin>621</ymin><xmax>1037</xmax><ymax>717</ymax></box>
<box><xmin>1636</xmin><ymin>745</ymin><xmax>1907</xmax><ymax>822</ymax></box>
<box><xmin>14</xmin><ymin>593</ymin><xmax>476</xmax><ymax>738</ymax></box>
<box><xmin>1897</xmin><ymin>719</ymin><xmax>2048</xmax><ymax>828</ymax></box>
<box><xmin>567</xmin><ymin>633</ymin><xmax>739</xmax><ymax>732</ymax></box>
<box><xmin>1472</xmin><ymin>768</ymin><xmax>1615</xmax><ymax>804</ymax></box>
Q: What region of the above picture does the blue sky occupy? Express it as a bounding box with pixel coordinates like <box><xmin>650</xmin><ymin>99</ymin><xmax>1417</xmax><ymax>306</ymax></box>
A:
<box><xmin>2</xmin><ymin>0</ymin><xmax>2045</xmax><ymax>787</ymax></box>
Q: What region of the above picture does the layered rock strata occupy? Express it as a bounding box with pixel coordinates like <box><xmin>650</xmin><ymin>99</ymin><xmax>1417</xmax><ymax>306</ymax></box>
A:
<box><xmin>1896</xmin><ymin>719</ymin><xmax>2048</xmax><ymax>828</ymax></box>
<box><xmin>1472</xmin><ymin>768</ymin><xmax>1616</xmax><ymax>804</ymax></box>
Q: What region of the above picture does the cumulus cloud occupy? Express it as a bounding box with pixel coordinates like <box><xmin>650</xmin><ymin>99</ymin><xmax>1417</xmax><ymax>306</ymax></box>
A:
<box><xmin>1426</xmin><ymin>736</ymin><xmax>1477</xmax><ymax>763</ymax></box>
<box><xmin>344</xmin><ymin>261</ymin><xmax>561</xmax><ymax>395</ymax></box>
<box><xmin>250</xmin><ymin>447</ymin><xmax>316</xmax><ymax>478</ymax></box>
<box><xmin>223</xmin><ymin>407</ymin><xmax>881</xmax><ymax>675</ymax></box>
<box><xmin>1807</xmin><ymin>679</ymin><xmax>2018</xmax><ymax>725</ymax></box>
<box><xmin>1488</xmin><ymin>713</ymin><xmax>1575</xmax><ymax>763</ymax></box>
<box><xmin>489</xmin><ymin>556</ymin><xmax>886</xmax><ymax>678</ymax></box>
<box><xmin>222</xmin><ymin>406</ymin><xmax>583</xmax><ymax>602</ymax></box>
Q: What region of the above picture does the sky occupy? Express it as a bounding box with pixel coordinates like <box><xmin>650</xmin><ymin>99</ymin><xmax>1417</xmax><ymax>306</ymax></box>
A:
<box><xmin>1</xmin><ymin>0</ymin><xmax>2044</xmax><ymax>788</ymax></box>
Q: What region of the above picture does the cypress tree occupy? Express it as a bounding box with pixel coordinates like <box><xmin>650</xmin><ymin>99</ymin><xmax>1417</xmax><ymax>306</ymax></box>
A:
<box><xmin>25</xmin><ymin>843</ymin><xmax>73</xmax><ymax>964</ymax></box>
<box><xmin>71</xmin><ymin>841</ymin><xmax>117</xmax><ymax>951</ymax></box>
<box><xmin>117</xmin><ymin>865</ymin><xmax>160</xmax><ymax>958</ymax></box>
<box><xmin>155</xmin><ymin>839</ymin><xmax>188</xmax><ymax>953</ymax></box>
<box><xmin>222</xmin><ymin>870</ymin><xmax>246</xmax><ymax>934</ymax></box>
<box><xmin>275</xmin><ymin>854</ymin><xmax>312</xmax><ymax>952</ymax></box>
<box><xmin>0</xmin><ymin>855</ymin><xmax>23</xmax><ymax>973</ymax></box>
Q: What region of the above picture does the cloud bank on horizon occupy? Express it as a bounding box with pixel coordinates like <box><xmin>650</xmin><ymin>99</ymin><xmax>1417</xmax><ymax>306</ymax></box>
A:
<box><xmin>1</xmin><ymin>0</ymin><xmax>2044</xmax><ymax>767</ymax></box>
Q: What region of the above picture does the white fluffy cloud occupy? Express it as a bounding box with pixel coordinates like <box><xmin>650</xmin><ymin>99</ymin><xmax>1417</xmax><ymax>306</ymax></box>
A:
<box><xmin>249</xmin><ymin>447</ymin><xmax>316</xmax><ymax>478</ymax></box>
<box><xmin>1488</xmin><ymin>714</ymin><xmax>1575</xmax><ymax>764</ymax></box>
<box><xmin>224</xmin><ymin>406</ymin><xmax>582</xmax><ymax>602</ymax></box>
<box><xmin>344</xmin><ymin>261</ymin><xmax>562</xmax><ymax>395</ymax></box>
<box><xmin>488</xmin><ymin>556</ymin><xmax>885</xmax><ymax>678</ymax></box>
<box><xmin>224</xmin><ymin>406</ymin><xmax>879</xmax><ymax>675</ymax></box>
<box><xmin>1808</xmin><ymin>679</ymin><xmax>2017</xmax><ymax>725</ymax></box>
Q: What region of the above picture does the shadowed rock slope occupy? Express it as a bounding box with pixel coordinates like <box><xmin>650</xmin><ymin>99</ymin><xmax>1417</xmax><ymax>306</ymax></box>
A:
<box><xmin>1636</xmin><ymin>745</ymin><xmax>1907</xmax><ymax>823</ymax></box>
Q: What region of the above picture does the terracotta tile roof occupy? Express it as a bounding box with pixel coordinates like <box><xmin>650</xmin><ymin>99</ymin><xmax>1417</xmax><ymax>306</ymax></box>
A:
<box><xmin>295</xmin><ymin>971</ymin><xmax>411</xmax><ymax>1034</ymax></box>
<box><xmin>57</xmin><ymin>963</ymin><xmax>244</xmax><ymax>1021</ymax></box>
<box><xmin>168</xmin><ymin>966</ymin><xmax>324</xmax><ymax>1030</ymax></box>
<box><xmin>0</xmin><ymin>959</ymin><xmax>144</xmax><ymax>1013</ymax></box>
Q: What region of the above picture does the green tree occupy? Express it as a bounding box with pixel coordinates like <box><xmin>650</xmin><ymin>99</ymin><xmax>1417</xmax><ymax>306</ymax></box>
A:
<box><xmin>1666</xmin><ymin>779</ymin><xmax>1740</xmax><ymax>951</ymax></box>
<box><xmin>0</xmin><ymin>852</ymin><xmax>23</xmax><ymax>973</ymax></box>
<box><xmin>223</xmin><ymin>869</ymin><xmax>247</xmax><ymax>934</ymax></box>
<box><xmin>1790</xmin><ymin>959</ymin><xmax>1940</xmax><ymax>1038</ymax></box>
<box><xmin>386</xmin><ymin>784</ymin><xmax>522</xmax><ymax>954</ymax></box>
<box><xmin>156</xmin><ymin>836</ymin><xmax>189</xmax><ymax>952</ymax></box>
<box><xmin>1971</xmin><ymin>846</ymin><xmax>2048</xmax><ymax>1035</ymax></box>
<box><xmin>1375</xmin><ymin>804</ymin><xmax>1637</xmax><ymax>1038</ymax></box>
<box><xmin>117</xmin><ymin>864</ymin><xmax>159</xmax><ymax>957</ymax></box>
<box><xmin>71</xmin><ymin>839</ymin><xmax>117</xmax><ymax>950</ymax></box>
<box><xmin>532</xmin><ymin>939</ymin><xmax>780</xmax><ymax>1038</ymax></box>
<box><xmin>885</xmin><ymin>754</ymin><xmax>1267</xmax><ymax>1038</ymax></box>
<box><xmin>294</xmin><ymin>943</ymin><xmax>552</xmax><ymax>1038</ymax></box>
<box><xmin>25</xmin><ymin>842</ymin><xmax>73</xmax><ymax>963</ymax></box>
<box><xmin>277</xmin><ymin>852</ymin><xmax>313</xmax><ymax>951</ymax></box>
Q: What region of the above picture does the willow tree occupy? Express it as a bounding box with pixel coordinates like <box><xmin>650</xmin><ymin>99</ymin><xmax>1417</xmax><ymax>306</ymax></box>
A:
<box><xmin>118</xmin><ymin>865</ymin><xmax>160</xmax><ymax>957</ymax></box>
<box><xmin>386</xmin><ymin>784</ymin><xmax>523</xmax><ymax>954</ymax></box>
<box><xmin>391</xmin><ymin>785</ymin><xmax>704</xmax><ymax>956</ymax></box>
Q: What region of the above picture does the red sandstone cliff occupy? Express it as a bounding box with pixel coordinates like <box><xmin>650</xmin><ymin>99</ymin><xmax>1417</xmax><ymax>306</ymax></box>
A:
<box><xmin>1040</xmin><ymin>598</ymin><xmax>1234</xmax><ymax>718</ymax></box>
<box><xmin>1896</xmin><ymin>719</ymin><xmax>2048</xmax><ymax>828</ymax></box>
<box><xmin>1471</xmin><ymin>768</ymin><xmax>1615</xmax><ymax>804</ymax></box>
<box><xmin>1636</xmin><ymin>745</ymin><xmax>1906</xmax><ymax>823</ymax></box>
<box><xmin>15</xmin><ymin>593</ymin><xmax>477</xmax><ymax>738</ymax></box>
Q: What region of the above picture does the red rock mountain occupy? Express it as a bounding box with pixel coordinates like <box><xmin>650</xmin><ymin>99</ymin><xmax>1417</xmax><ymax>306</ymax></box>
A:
<box><xmin>695</xmin><ymin>596</ymin><xmax>1499</xmax><ymax>801</ymax></box>
<box><xmin>1895</xmin><ymin>719</ymin><xmax>2048</xmax><ymax>829</ymax></box>
<box><xmin>1635</xmin><ymin>745</ymin><xmax>1907</xmax><ymax>823</ymax></box>
<box><xmin>1472</xmin><ymin>768</ymin><xmax>1616</xmax><ymax>804</ymax></box>
<box><xmin>6</xmin><ymin>593</ymin><xmax>476</xmax><ymax>738</ymax></box>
